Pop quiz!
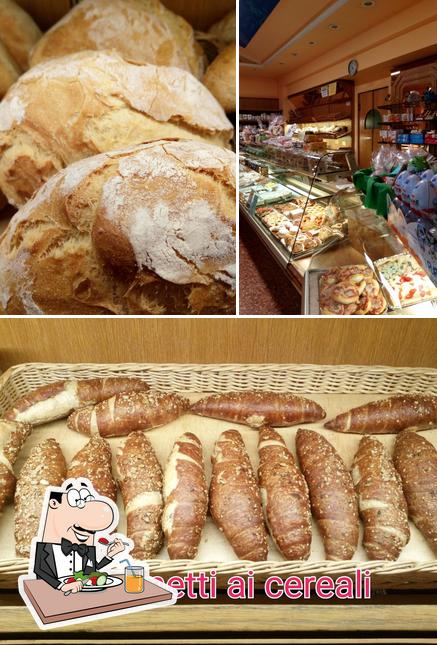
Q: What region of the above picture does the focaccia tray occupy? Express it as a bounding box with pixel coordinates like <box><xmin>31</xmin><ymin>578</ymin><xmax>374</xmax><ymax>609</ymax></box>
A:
<box><xmin>1</xmin><ymin>362</ymin><xmax>437</xmax><ymax>589</ymax></box>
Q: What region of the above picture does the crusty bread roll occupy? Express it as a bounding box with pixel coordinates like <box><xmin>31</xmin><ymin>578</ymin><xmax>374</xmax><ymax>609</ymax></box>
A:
<box><xmin>0</xmin><ymin>50</ymin><xmax>233</xmax><ymax>207</ymax></box>
<box><xmin>203</xmin><ymin>44</ymin><xmax>236</xmax><ymax>113</ymax></box>
<box><xmin>208</xmin><ymin>10</ymin><xmax>236</xmax><ymax>47</ymax></box>
<box><xmin>30</xmin><ymin>0</ymin><xmax>204</xmax><ymax>78</ymax></box>
<box><xmin>0</xmin><ymin>39</ymin><xmax>19</xmax><ymax>97</ymax></box>
<box><xmin>0</xmin><ymin>0</ymin><xmax>41</xmax><ymax>70</ymax></box>
<box><xmin>0</xmin><ymin>139</ymin><xmax>236</xmax><ymax>315</ymax></box>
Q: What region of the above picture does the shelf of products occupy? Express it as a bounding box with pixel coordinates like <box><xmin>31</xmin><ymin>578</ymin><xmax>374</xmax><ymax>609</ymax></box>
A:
<box><xmin>378</xmin><ymin>94</ymin><xmax>437</xmax><ymax>151</ymax></box>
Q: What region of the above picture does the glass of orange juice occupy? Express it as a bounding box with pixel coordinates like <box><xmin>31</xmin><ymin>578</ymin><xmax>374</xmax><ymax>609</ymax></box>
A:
<box><xmin>125</xmin><ymin>566</ymin><xmax>144</xmax><ymax>593</ymax></box>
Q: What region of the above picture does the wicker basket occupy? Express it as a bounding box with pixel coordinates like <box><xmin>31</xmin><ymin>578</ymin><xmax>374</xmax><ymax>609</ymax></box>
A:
<box><xmin>1</xmin><ymin>361</ymin><xmax>437</xmax><ymax>590</ymax></box>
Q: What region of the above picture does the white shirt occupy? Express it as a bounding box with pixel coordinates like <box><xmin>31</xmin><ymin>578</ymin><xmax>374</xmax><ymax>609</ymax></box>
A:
<box><xmin>52</xmin><ymin>544</ymin><xmax>93</xmax><ymax>579</ymax></box>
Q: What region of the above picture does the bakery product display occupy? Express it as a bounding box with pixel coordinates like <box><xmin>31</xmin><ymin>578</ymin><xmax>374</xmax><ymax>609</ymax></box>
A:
<box><xmin>210</xmin><ymin>430</ymin><xmax>268</xmax><ymax>560</ymax></box>
<box><xmin>0</xmin><ymin>0</ymin><xmax>41</xmax><ymax>71</ymax></box>
<box><xmin>67</xmin><ymin>436</ymin><xmax>117</xmax><ymax>502</ymax></box>
<box><xmin>4</xmin><ymin>377</ymin><xmax>148</xmax><ymax>425</ymax></box>
<box><xmin>352</xmin><ymin>436</ymin><xmax>410</xmax><ymax>560</ymax></box>
<box><xmin>0</xmin><ymin>140</ymin><xmax>236</xmax><ymax>315</ymax></box>
<box><xmin>375</xmin><ymin>252</ymin><xmax>437</xmax><ymax>308</ymax></box>
<box><xmin>325</xmin><ymin>395</ymin><xmax>437</xmax><ymax>433</ymax></box>
<box><xmin>258</xmin><ymin>426</ymin><xmax>311</xmax><ymax>560</ymax></box>
<box><xmin>163</xmin><ymin>433</ymin><xmax>208</xmax><ymax>559</ymax></box>
<box><xmin>14</xmin><ymin>438</ymin><xmax>66</xmax><ymax>556</ymax></box>
<box><xmin>394</xmin><ymin>431</ymin><xmax>437</xmax><ymax>554</ymax></box>
<box><xmin>0</xmin><ymin>419</ymin><xmax>32</xmax><ymax>513</ymax></box>
<box><xmin>319</xmin><ymin>265</ymin><xmax>387</xmax><ymax>316</ymax></box>
<box><xmin>203</xmin><ymin>43</ymin><xmax>236</xmax><ymax>113</ymax></box>
<box><xmin>0</xmin><ymin>51</ymin><xmax>233</xmax><ymax>207</ymax></box>
<box><xmin>117</xmin><ymin>431</ymin><xmax>164</xmax><ymax>559</ymax></box>
<box><xmin>191</xmin><ymin>391</ymin><xmax>326</xmax><ymax>427</ymax></box>
<box><xmin>67</xmin><ymin>391</ymin><xmax>189</xmax><ymax>437</ymax></box>
<box><xmin>29</xmin><ymin>0</ymin><xmax>204</xmax><ymax>78</ymax></box>
<box><xmin>296</xmin><ymin>429</ymin><xmax>359</xmax><ymax>561</ymax></box>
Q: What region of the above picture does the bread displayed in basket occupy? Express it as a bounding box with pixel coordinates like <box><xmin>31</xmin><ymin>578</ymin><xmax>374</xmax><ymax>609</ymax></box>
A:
<box><xmin>394</xmin><ymin>431</ymin><xmax>437</xmax><ymax>554</ymax></box>
<box><xmin>68</xmin><ymin>391</ymin><xmax>189</xmax><ymax>437</ymax></box>
<box><xmin>210</xmin><ymin>430</ymin><xmax>268</xmax><ymax>561</ymax></box>
<box><xmin>0</xmin><ymin>0</ymin><xmax>41</xmax><ymax>71</ymax></box>
<box><xmin>4</xmin><ymin>377</ymin><xmax>148</xmax><ymax>426</ymax></box>
<box><xmin>0</xmin><ymin>51</ymin><xmax>233</xmax><ymax>207</ymax></box>
<box><xmin>0</xmin><ymin>419</ymin><xmax>32</xmax><ymax>513</ymax></box>
<box><xmin>116</xmin><ymin>431</ymin><xmax>164</xmax><ymax>559</ymax></box>
<box><xmin>163</xmin><ymin>432</ymin><xmax>208</xmax><ymax>559</ymax></box>
<box><xmin>203</xmin><ymin>43</ymin><xmax>236</xmax><ymax>113</ymax></box>
<box><xmin>14</xmin><ymin>438</ymin><xmax>66</xmax><ymax>556</ymax></box>
<box><xmin>0</xmin><ymin>140</ymin><xmax>236</xmax><ymax>315</ymax></box>
<box><xmin>296</xmin><ymin>429</ymin><xmax>359</xmax><ymax>560</ymax></box>
<box><xmin>325</xmin><ymin>395</ymin><xmax>437</xmax><ymax>433</ymax></box>
<box><xmin>352</xmin><ymin>435</ymin><xmax>410</xmax><ymax>560</ymax></box>
<box><xmin>191</xmin><ymin>391</ymin><xmax>326</xmax><ymax>428</ymax></box>
<box><xmin>258</xmin><ymin>426</ymin><xmax>311</xmax><ymax>560</ymax></box>
<box><xmin>29</xmin><ymin>0</ymin><xmax>204</xmax><ymax>79</ymax></box>
<box><xmin>67</xmin><ymin>436</ymin><xmax>117</xmax><ymax>502</ymax></box>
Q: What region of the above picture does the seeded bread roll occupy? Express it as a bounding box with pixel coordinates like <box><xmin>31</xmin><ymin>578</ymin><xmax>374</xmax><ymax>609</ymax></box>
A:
<box><xmin>0</xmin><ymin>139</ymin><xmax>236</xmax><ymax>315</ymax></box>
<box><xmin>0</xmin><ymin>50</ymin><xmax>232</xmax><ymax>207</ymax></box>
<box><xmin>0</xmin><ymin>0</ymin><xmax>41</xmax><ymax>70</ymax></box>
<box><xmin>203</xmin><ymin>44</ymin><xmax>236</xmax><ymax>113</ymax></box>
<box><xmin>163</xmin><ymin>432</ymin><xmax>208</xmax><ymax>559</ymax></box>
<box><xmin>116</xmin><ymin>431</ymin><xmax>163</xmax><ymax>559</ymax></box>
<box><xmin>67</xmin><ymin>436</ymin><xmax>117</xmax><ymax>501</ymax></box>
<box><xmin>30</xmin><ymin>0</ymin><xmax>204</xmax><ymax>78</ymax></box>
<box><xmin>14</xmin><ymin>438</ymin><xmax>66</xmax><ymax>556</ymax></box>
<box><xmin>0</xmin><ymin>419</ymin><xmax>32</xmax><ymax>513</ymax></box>
<box><xmin>296</xmin><ymin>429</ymin><xmax>359</xmax><ymax>561</ymax></box>
<box><xmin>352</xmin><ymin>435</ymin><xmax>410</xmax><ymax>560</ymax></box>
<box><xmin>0</xmin><ymin>39</ymin><xmax>19</xmax><ymax>97</ymax></box>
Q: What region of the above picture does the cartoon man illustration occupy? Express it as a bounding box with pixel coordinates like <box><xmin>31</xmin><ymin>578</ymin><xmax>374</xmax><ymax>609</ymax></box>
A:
<box><xmin>33</xmin><ymin>479</ymin><xmax>126</xmax><ymax>594</ymax></box>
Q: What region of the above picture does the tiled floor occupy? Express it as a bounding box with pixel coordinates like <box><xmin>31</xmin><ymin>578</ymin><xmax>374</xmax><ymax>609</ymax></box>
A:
<box><xmin>239</xmin><ymin>217</ymin><xmax>301</xmax><ymax>315</ymax></box>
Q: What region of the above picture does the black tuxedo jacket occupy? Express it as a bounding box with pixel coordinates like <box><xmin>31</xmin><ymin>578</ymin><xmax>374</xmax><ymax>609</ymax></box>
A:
<box><xmin>33</xmin><ymin>542</ymin><xmax>112</xmax><ymax>590</ymax></box>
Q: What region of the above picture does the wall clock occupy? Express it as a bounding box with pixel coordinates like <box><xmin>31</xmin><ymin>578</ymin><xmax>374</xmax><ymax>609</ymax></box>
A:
<box><xmin>348</xmin><ymin>59</ymin><xmax>358</xmax><ymax>77</ymax></box>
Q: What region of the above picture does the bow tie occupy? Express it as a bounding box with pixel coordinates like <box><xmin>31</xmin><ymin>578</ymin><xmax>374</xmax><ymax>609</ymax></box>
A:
<box><xmin>61</xmin><ymin>538</ymin><xmax>90</xmax><ymax>558</ymax></box>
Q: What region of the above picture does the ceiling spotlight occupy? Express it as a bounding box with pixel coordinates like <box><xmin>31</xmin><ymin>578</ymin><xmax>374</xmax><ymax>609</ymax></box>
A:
<box><xmin>391</xmin><ymin>70</ymin><xmax>401</xmax><ymax>76</ymax></box>
<box><xmin>361</xmin><ymin>0</ymin><xmax>375</xmax><ymax>6</ymax></box>
<box><xmin>308</xmin><ymin>41</ymin><xmax>317</xmax><ymax>45</ymax></box>
<box><xmin>291</xmin><ymin>52</ymin><xmax>298</xmax><ymax>57</ymax></box>
<box><xmin>328</xmin><ymin>23</ymin><xmax>339</xmax><ymax>30</ymax></box>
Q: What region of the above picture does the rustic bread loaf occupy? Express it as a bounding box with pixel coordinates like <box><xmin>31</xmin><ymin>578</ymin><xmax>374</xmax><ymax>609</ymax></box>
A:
<box><xmin>210</xmin><ymin>429</ymin><xmax>268</xmax><ymax>561</ymax></box>
<box><xmin>116</xmin><ymin>431</ymin><xmax>163</xmax><ymax>559</ymax></box>
<box><xmin>204</xmin><ymin>43</ymin><xmax>236</xmax><ymax>112</ymax></box>
<box><xmin>30</xmin><ymin>0</ymin><xmax>204</xmax><ymax>78</ymax></box>
<box><xmin>208</xmin><ymin>10</ymin><xmax>236</xmax><ymax>47</ymax></box>
<box><xmin>4</xmin><ymin>377</ymin><xmax>148</xmax><ymax>425</ymax></box>
<box><xmin>325</xmin><ymin>395</ymin><xmax>437</xmax><ymax>433</ymax></box>
<box><xmin>352</xmin><ymin>435</ymin><xmax>410</xmax><ymax>560</ymax></box>
<box><xmin>0</xmin><ymin>50</ymin><xmax>232</xmax><ymax>207</ymax></box>
<box><xmin>163</xmin><ymin>432</ymin><xmax>208</xmax><ymax>559</ymax></box>
<box><xmin>14</xmin><ymin>438</ymin><xmax>66</xmax><ymax>556</ymax></box>
<box><xmin>0</xmin><ymin>139</ymin><xmax>236</xmax><ymax>315</ymax></box>
<box><xmin>0</xmin><ymin>0</ymin><xmax>41</xmax><ymax>70</ymax></box>
<box><xmin>0</xmin><ymin>39</ymin><xmax>19</xmax><ymax>97</ymax></box>
<box><xmin>67</xmin><ymin>436</ymin><xmax>117</xmax><ymax>501</ymax></box>
<box><xmin>191</xmin><ymin>391</ymin><xmax>326</xmax><ymax>427</ymax></box>
<box><xmin>394</xmin><ymin>431</ymin><xmax>437</xmax><ymax>554</ymax></box>
<box><xmin>258</xmin><ymin>426</ymin><xmax>311</xmax><ymax>560</ymax></box>
<box><xmin>296</xmin><ymin>429</ymin><xmax>359</xmax><ymax>561</ymax></box>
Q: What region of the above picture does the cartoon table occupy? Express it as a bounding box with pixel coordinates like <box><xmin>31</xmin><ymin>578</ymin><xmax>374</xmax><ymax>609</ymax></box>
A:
<box><xmin>21</xmin><ymin>576</ymin><xmax>173</xmax><ymax>626</ymax></box>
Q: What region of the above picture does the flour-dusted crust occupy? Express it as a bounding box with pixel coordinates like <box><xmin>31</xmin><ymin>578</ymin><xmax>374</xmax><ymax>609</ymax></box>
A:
<box><xmin>0</xmin><ymin>50</ymin><xmax>233</xmax><ymax>206</ymax></box>
<box><xmin>0</xmin><ymin>139</ymin><xmax>236</xmax><ymax>315</ymax></box>
<box><xmin>0</xmin><ymin>0</ymin><xmax>41</xmax><ymax>70</ymax></box>
<box><xmin>30</xmin><ymin>0</ymin><xmax>204</xmax><ymax>77</ymax></box>
<box><xmin>208</xmin><ymin>10</ymin><xmax>236</xmax><ymax>47</ymax></box>
<box><xmin>204</xmin><ymin>43</ymin><xmax>236</xmax><ymax>113</ymax></box>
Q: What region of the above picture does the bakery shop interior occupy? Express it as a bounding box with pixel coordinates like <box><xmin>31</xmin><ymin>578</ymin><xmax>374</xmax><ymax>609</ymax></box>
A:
<box><xmin>239</xmin><ymin>0</ymin><xmax>437</xmax><ymax>316</ymax></box>
<box><xmin>0</xmin><ymin>316</ymin><xmax>437</xmax><ymax>639</ymax></box>
<box><xmin>0</xmin><ymin>0</ymin><xmax>236</xmax><ymax>315</ymax></box>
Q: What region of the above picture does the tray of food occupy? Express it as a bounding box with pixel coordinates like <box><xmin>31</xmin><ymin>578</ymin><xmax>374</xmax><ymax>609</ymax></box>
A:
<box><xmin>374</xmin><ymin>252</ymin><xmax>437</xmax><ymax>309</ymax></box>
<box><xmin>256</xmin><ymin>199</ymin><xmax>347</xmax><ymax>259</ymax></box>
<box><xmin>1</xmin><ymin>362</ymin><xmax>437</xmax><ymax>590</ymax></box>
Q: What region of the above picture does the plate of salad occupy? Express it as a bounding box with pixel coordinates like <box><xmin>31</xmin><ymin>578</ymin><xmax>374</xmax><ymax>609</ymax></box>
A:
<box><xmin>60</xmin><ymin>570</ymin><xmax>122</xmax><ymax>592</ymax></box>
